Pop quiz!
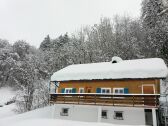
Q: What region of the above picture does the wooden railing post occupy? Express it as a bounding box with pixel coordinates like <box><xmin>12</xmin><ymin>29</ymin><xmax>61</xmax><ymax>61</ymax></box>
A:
<box><xmin>94</xmin><ymin>94</ymin><xmax>96</xmax><ymax>105</ymax></box>
<box><xmin>55</xmin><ymin>95</ymin><xmax>57</xmax><ymax>103</ymax></box>
<box><xmin>78</xmin><ymin>94</ymin><xmax>80</xmax><ymax>104</ymax></box>
<box><xmin>133</xmin><ymin>95</ymin><xmax>135</xmax><ymax>107</ymax></box>
<box><xmin>155</xmin><ymin>95</ymin><xmax>158</xmax><ymax>107</ymax></box>
<box><xmin>64</xmin><ymin>94</ymin><xmax>65</xmax><ymax>103</ymax></box>
<box><xmin>84</xmin><ymin>95</ymin><xmax>86</xmax><ymax>103</ymax></box>
<box><xmin>112</xmin><ymin>95</ymin><xmax>114</xmax><ymax>106</ymax></box>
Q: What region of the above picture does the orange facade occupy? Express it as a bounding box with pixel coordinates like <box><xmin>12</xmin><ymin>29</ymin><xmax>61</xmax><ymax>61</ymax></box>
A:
<box><xmin>55</xmin><ymin>79</ymin><xmax>160</xmax><ymax>94</ymax></box>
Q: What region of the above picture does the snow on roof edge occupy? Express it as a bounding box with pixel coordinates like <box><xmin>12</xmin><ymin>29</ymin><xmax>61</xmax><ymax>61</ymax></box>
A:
<box><xmin>51</xmin><ymin>77</ymin><xmax>167</xmax><ymax>82</ymax></box>
<box><xmin>51</xmin><ymin>58</ymin><xmax>168</xmax><ymax>81</ymax></box>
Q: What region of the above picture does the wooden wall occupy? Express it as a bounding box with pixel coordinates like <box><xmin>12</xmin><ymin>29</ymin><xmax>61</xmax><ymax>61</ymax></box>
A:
<box><xmin>56</xmin><ymin>79</ymin><xmax>160</xmax><ymax>94</ymax></box>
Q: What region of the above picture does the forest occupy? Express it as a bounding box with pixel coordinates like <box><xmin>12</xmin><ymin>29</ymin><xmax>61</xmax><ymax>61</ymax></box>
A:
<box><xmin>0</xmin><ymin>0</ymin><xmax>168</xmax><ymax>112</ymax></box>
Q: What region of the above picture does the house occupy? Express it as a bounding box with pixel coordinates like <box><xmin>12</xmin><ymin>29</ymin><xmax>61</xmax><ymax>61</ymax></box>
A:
<box><xmin>49</xmin><ymin>57</ymin><xmax>168</xmax><ymax>126</ymax></box>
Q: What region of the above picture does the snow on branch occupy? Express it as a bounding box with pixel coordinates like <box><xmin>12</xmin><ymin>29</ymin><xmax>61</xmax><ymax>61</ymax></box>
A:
<box><xmin>158</xmin><ymin>0</ymin><xmax>168</xmax><ymax>16</ymax></box>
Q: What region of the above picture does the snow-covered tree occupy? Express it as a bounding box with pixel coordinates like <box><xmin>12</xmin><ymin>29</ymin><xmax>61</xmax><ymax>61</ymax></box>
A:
<box><xmin>39</xmin><ymin>35</ymin><xmax>51</xmax><ymax>51</ymax></box>
<box><xmin>141</xmin><ymin>0</ymin><xmax>168</xmax><ymax>59</ymax></box>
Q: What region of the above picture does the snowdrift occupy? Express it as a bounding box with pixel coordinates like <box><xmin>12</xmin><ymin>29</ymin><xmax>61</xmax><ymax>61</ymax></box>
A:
<box><xmin>0</xmin><ymin>105</ymin><xmax>145</xmax><ymax>126</ymax></box>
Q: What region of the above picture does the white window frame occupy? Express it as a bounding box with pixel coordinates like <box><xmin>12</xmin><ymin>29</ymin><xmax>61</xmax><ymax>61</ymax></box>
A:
<box><xmin>114</xmin><ymin>111</ymin><xmax>124</xmax><ymax>120</ymax></box>
<box><xmin>56</xmin><ymin>88</ymin><xmax>58</xmax><ymax>93</ymax></box>
<box><xmin>65</xmin><ymin>88</ymin><xmax>73</xmax><ymax>93</ymax></box>
<box><xmin>101</xmin><ymin>88</ymin><xmax>111</xmax><ymax>94</ymax></box>
<box><xmin>79</xmin><ymin>88</ymin><xmax>85</xmax><ymax>93</ymax></box>
<box><xmin>101</xmin><ymin>110</ymin><xmax>108</xmax><ymax>119</ymax></box>
<box><xmin>113</xmin><ymin>88</ymin><xmax>124</xmax><ymax>94</ymax></box>
<box><xmin>142</xmin><ymin>84</ymin><xmax>155</xmax><ymax>94</ymax></box>
<box><xmin>60</xmin><ymin>108</ymin><xmax>69</xmax><ymax>116</ymax></box>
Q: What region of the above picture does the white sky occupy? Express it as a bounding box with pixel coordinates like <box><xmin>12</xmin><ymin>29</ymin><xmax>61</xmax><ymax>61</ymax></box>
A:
<box><xmin>0</xmin><ymin>0</ymin><xmax>142</xmax><ymax>47</ymax></box>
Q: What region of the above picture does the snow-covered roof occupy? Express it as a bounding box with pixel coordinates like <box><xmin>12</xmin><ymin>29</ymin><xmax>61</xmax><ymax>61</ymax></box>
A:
<box><xmin>51</xmin><ymin>58</ymin><xmax>168</xmax><ymax>81</ymax></box>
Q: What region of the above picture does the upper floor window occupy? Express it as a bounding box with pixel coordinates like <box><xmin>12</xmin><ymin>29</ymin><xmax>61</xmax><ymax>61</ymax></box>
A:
<box><xmin>101</xmin><ymin>88</ymin><xmax>111</xmax><ymax>94</ymax></box>
<box><xmin>65</xmin><ymin>88</ymin><xmax>73</xmax><ymax>93</ymax></box>
<box><xmin>113</xmin><ymin>88</ymin><xmax>129</xmax><ymax>94</ymax></box>
<box><xmin>79</xmin><ymin>88</ymin><xmax>84</xmax><ymax>93</ymax></box>
<box><xmin>113</xmin><ymin>88</ymin><xmax>124</xmax><ymax>94</ymax></box>
<box><xmin>61</xmin><ymin>88</ymin><xmax>76</xmax><ymax>93</ymax></box>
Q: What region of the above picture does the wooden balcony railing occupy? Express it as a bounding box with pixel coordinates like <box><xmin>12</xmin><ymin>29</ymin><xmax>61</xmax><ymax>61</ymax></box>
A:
<box><xmin>50</xmin><ymin>93</ymin><xmax>160</xmax><ymax>107</ymax></box>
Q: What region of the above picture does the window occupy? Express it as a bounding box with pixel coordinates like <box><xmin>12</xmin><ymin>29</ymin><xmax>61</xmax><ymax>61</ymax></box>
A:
<box><xmin>65</xmin><ymin>88</ymin><xmax>73</xmax><ymax>93</ymax></box>
<box><xmin>101</xmin><ymin>88</ymin><xmax>111</xmax><ymax>94</ymax></box>
<box><xmin>114</xmin><ymin>111</ymin><xmax>123</xmax><ymax>120</ymax></box>
<box><xmin>60</xmin><ymin>108</ymin><xmax>69</xmax><ymax>116</ymax></box>
<box><xmin>113</xmin><ymin>88</ymin><xmax>124</xmax><ymax>94</ymax></box>
<box><xmin>101</xmin><ymin>110</ymin><xmax>107</xmax><ymax>119</ymax></box>
<box><xmin>79</xmin><ymin>88</ymin><xmax>84</xmax><ymax>93</ymax></box>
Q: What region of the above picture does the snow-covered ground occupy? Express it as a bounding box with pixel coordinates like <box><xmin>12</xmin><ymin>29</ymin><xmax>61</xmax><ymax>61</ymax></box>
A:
<box><xmin>1</xmin><ymin>118</ymin><xmax>146</xmax><ymax>126</ymax></box>
<box><xmin>0</xmin><ymin>106</ymin><xmax>145</xmax><ymax>126</ymax></box>
<box><xmin>0</xmin><ymin>87</ymin><xmax>145</xmax><ymax>126</ymax></box>
<box><xmin>0</xmin><ymin>87</ymin><xmax>16</xmax><ymax>119</ymax></box>
<box><xmin>0</xmin><ymin>87</ymin><xmax>16</xmax><ymax>105</ymax></box>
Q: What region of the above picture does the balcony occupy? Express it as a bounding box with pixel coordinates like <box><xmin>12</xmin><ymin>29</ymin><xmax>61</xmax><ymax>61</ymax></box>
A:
<box><xmin>50</xmin><ymin>93</ymin><xmax>160</xmax><ymax>107</ymax></box>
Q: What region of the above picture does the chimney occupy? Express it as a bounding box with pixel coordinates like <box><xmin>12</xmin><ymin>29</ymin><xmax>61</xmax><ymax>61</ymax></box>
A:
<box><xmin>111</xmin><ymin>56</ymin><xmax>122</xmax><ymax>63</ymax></box>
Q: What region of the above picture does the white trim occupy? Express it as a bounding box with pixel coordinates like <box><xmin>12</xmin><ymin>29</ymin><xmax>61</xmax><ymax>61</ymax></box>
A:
<box><xmin>113</xmin><ymin>88</ymin><xmax>124</xmax><ymax>94</ymax></box>
<box><xmin>56</xmin><ymin>88</ymin><xmax>58</xmax><ymax>93</ymax></box>
<box><xmin>142</xmin><ymin>84</ymin><xmax>155</xmax><ymax>94</ymax></box>
<box><xmin>152</xmin><ymin>108</ymin><xmax>157</xmax><ymax>126</ymax></box>
<box><xmin>101</xmin><ymin>88</ymin><xmax>111</xmax><ymax>94</ymax></box>
<box><xmin>79</xmin><ymin>88</ymin><xmax>85</xmax><ymax>93</ymax></box>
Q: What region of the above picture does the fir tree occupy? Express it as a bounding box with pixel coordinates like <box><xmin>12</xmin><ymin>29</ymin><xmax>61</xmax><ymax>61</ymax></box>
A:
<box><xmin>39</xmin><ymin>35</ymin><xmax>51</xmax><ymax>51</ymax></box>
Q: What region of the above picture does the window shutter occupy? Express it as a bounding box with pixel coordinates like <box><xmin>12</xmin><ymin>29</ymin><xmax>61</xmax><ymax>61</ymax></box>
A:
<box><xmin>96</xmin><ymin>88</ymin><xmax>101</xmax><ymax>93</ymax></box>
<box><xmin>61</xmin><ymin>88</ymin><xmax>65</xmax><ymax>93</ymax></box>
<box><xmin>72</xmin><ymin>88</ymin><xmax>76</xmax><ymax>93</ymax></box>
<box><xmin>124</xmin><ymin>88</ymin><xmax>129</xmax><ymax>94</ymax></box>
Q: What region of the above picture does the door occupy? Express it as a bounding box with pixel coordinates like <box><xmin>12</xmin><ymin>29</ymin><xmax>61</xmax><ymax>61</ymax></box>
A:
<box><xmin>86</xmin><ymin>87</ymin><xmax>92</xmax><ymax>93</ymax></box>
<box><xmin>144</xmin><ymin>109</ymin><xmax>153</xmax><ymax>125</ymax></box>
<box><xmin>143</xmin><ymin>85</ymin><xmax>154</xmax><ymax>94</ymax></box>
<box><xmin>142</xmin><ymin>85</ymin><xmax>155</xmax><ymax>106</ymax></box>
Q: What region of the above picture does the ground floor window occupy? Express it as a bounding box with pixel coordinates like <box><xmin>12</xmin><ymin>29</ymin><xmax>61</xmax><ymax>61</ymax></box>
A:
<box><xmin>101</xmin><ymin>110</ymin><xmax>107</xmax><ymax>119</ymax></box>
<box><xmin>60</xmin><ymin>108</ymin><xmax>69</xmax><ymax>116</ymax></box>
<box><xmin>114</xmin><ymin>111</ymin><xmax>123</xmax><ymax>120</ymax></box>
